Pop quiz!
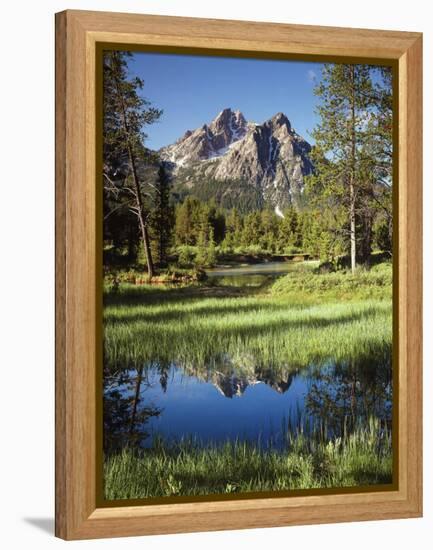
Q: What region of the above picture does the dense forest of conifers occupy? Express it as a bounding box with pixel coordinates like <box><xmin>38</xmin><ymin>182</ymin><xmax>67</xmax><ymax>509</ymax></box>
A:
<box><xmin>104</xmin><ymin>194</ymin><xmax>392</xmax><ymax>270</ymax></box>
<box><xmin>103</xmin><ymin>52</ymin><xmax>393</xmax><ymax>276</ymax></box>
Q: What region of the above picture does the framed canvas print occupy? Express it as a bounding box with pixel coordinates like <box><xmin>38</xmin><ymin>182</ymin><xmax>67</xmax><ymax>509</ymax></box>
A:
<box><xmin>55</xmin><ymin>10</ymin><xmax>423</xmax><ymax>540</ymax></box>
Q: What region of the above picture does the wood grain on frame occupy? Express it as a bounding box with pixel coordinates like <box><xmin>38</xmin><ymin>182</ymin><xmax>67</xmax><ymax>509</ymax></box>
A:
<box><xmin>55</xmin><ymin>10</ymin><xmax>422</xmax><ymax>540</ymax></box>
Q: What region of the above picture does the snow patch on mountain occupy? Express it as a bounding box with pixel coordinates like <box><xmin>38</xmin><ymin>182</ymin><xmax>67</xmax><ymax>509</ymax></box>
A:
<box><xmin>275</xmin><ymin>205</ymin><xmax>284</xmax><ymax>218</ymax></box>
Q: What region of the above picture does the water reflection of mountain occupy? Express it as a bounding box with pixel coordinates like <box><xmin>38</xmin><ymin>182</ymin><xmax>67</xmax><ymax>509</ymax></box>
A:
<box><xmin>212</xmin><ymin>370</ymin><xmax>296</xmax><ymax>398</ymax></box>
<box><xmin>103</xmin><ymin>352</ymin><xmax>392</xmax><ymax>453</ymax></box>
<box><xmin>173</xmin><ymin>354</ymin><xmax>299</xmax><ymax>398</ymax></box>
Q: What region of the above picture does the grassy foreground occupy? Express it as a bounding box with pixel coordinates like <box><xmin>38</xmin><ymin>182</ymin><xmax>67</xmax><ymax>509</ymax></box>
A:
<box><xmin>104</xmin><ymin>419</ymin><xmax>392</xmax><ymax>499</ymax></box>
<box><xmin>104</xmin><ymin>262</ymin><xmax>392</xmax><ymax>372</ymax></box>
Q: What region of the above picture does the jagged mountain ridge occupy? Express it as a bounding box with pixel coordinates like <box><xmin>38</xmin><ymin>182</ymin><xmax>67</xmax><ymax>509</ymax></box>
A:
<box><xmin>161</xmin><ymin>108</ymin><xmax>249</xmax><ymax>166</ymax></box>
<box><xmin>160</xmin><ymin>108</ymin><xmax>314</xmax><ymax>213</ymax></box>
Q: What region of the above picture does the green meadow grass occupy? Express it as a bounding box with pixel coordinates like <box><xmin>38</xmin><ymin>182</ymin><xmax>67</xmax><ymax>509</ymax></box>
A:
<box><xmin>271</xmin><ymin>261</ymin><xmax>392</xmax><ymax>301</ymax></box>
<box><xmin>103</xmin><ymin>263</ymin><xmax>392</xmax><ymax>372</ymax></box>
<box><xmin>104</xmin><ymin>418</ymin><xmax>392</xmax><ymax>499</ymax></box>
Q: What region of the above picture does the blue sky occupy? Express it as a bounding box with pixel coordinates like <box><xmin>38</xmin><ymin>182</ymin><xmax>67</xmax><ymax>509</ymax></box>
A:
<box><xmin>127</xmin><ymin>52</ymin><xmax>324</xmax><ymax>150</ymax></box>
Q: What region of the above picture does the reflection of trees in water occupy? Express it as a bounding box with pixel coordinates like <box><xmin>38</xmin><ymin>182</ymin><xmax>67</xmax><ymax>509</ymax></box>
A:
<box><xmin>103</xmin><ymin>359</ymin><xmax>299</xmax><ymax>451</ymax></box>
<box><xmin>103</xmin><ymin>348</ymin><xmax>392</xmax><ymax>451</ymax></box>
<box><xmin>103</xmin><ymin>364</ymin><xmax>163</xmax><ymax>454</ymax></box>
<box><xmin>305</xmin><ymin>351</ymin><xmax>392</xmax><ymax>437</ymax></box>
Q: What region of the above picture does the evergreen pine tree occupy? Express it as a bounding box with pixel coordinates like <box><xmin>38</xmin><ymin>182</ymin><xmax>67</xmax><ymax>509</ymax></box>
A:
<box><xmin>310</xmin><ymin>63</ymin><xmax>376</xmax><ymax>272</ymax></box>
<box><xmin>103</xmin><ymin>51</ymin><xmax>162</xmax><ymax>277</ymax></box>
<box><xmin>207</xmin><ymin>226</ymin><xmax>217</xmax><ymax>267</ymax></box>
<box><xmin>150</xmin><ymin>164</ymin><xmax>174</xmax><ymax>266</ymax></box>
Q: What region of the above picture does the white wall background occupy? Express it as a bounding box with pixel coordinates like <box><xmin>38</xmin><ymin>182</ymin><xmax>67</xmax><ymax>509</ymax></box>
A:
<box><xmin>0</xmin><ymin>0</ymin><xmax>430</xmax><ymax>547</ymax></box>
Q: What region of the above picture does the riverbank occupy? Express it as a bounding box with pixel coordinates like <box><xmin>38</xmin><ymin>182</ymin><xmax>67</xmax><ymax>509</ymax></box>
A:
<box><xmin>104</xmin><ymin>254</ymin><xmax>315</xmax><ymax>286</ymax></box>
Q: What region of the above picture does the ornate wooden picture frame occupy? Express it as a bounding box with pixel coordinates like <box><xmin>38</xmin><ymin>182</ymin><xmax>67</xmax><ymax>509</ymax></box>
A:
<box><xmin>55</xmin><ymin>10</ymin><xmax>422</xmax><ymax>540</ymax></box>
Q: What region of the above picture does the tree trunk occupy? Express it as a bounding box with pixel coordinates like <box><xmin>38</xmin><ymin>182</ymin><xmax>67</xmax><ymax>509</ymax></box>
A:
<box><xmin>112</xmin><ymin>59</ymin><xmax>155</xmax><ymax>278</ymax></box>
<box><xmin>350</xmin><ymin>180</ymin><xmax>356</xmax><ymax>274</ymax></box>
<box><xmin>358</xmin><ymin>210</ymin><xmax>373</xmax><ymax>264</ymax></box>
<box><xmin>126</xmin><ymin>143</ymin><xmax>155</xmax><ymax>278</ymax></box>
<box><xmin>138</xmin><ymin>214</ymin><xmax>154</xmax><ymax>278</ymax></box>
<box><xmin>130</xmin><ymin>365</ymin><xmax>144</xmax><ymax>435</ymax></box>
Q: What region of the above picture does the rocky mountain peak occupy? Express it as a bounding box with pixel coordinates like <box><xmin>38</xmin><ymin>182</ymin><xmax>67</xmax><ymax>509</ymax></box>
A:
<box><xmin>208</xmin><ymin>107</ymin><xmax>248</xmax><ymax>144</ymax></box>
<box><xmin>178</xmin><ymin>129</ymin><xmax>192</xmax><ymax>142</ymax></box>
<box><xmin>160</xmin><ymin>108</ymin><xmax>248</xmax><ymax>167</ymax></box>
<box><xmin>209</xmin><ymin>107</ymin><xmax>232</xmax><ymax>129</ymax></box>
<box><xmin>160</xmin><ymin>108</ymin><xmax>314</xmax><ymax>212</ymax></box>
<box><xmin>268</xmin><ymin>111</ymin><xmax>291</xmax><ymax>129</ymax></box>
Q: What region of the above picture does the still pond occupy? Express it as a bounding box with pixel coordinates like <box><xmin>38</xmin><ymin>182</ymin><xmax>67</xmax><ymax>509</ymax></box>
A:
<box><xmin>103</xmin><ymin>263</ymin><xmax>392</xmax><ymax>452</ymax></box>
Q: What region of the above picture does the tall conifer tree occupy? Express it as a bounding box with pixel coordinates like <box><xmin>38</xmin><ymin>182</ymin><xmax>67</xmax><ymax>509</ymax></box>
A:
<box><xmin>103</xmin><ymin>51</ymin><xmax>162</xmax><ymax>277</ymax></box>
<box><xmin>310</xmin><ymin>64</ymin><xmax>375</xmax><ymax>272</ymax></box>
<box><xmin>150</xmin><ymin>165</ymin><xmax>174</xmax><ymax>266</ymax></box>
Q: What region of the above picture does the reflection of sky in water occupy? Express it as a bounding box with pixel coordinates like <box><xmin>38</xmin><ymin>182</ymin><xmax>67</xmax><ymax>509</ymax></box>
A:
<box><xmin>105</xmin><ymin>362</ymin><xmax>392</xmax><ymax>449</ymax></box>
<box><xmin>142</xmin><ymin>367</ymin><xmax>309</xmax><ymax>446</ymax></box>
<box><xmin>206</xmin><ymin>262</ymin><xmax>315</xmax><ymax>287</ymax></box>
<box><xmin>206</xmin><ymin>261</ymin><xmax>312</xmax><ymax>277</ymax></box>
